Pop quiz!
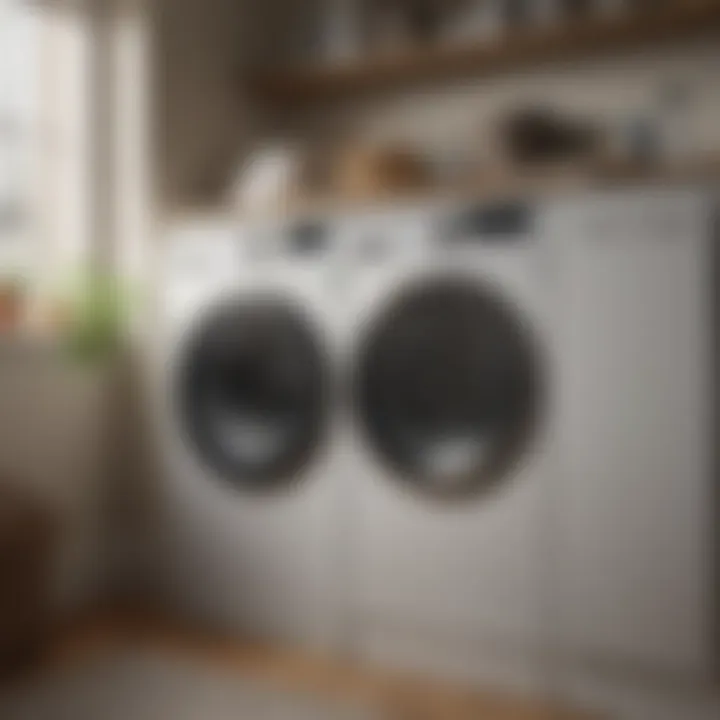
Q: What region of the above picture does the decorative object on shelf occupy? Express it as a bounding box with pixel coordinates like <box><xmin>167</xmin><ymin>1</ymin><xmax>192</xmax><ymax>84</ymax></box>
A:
<box><xmin>497</xmin><ymin>105</ymin><xmax>602</xmax><ymax>165</ymax></box>
<box><xmin>404</xmin><ymin>0</ymin><xmax>464</xmax><ymax>42</ymax></box>
<box><xmin>230</xmin><ymin>143</ymin><xmax>307</xmax><ymax>215</ymax></box>
<box><xmin>333</xmin><ymin>142</ymin><xmax>434</xmax><ymax>198</ymax></box>
<box><xmin>367</xmin><ymin>0</ymin><xmax>472</xmax><ymax>51</ymax></box>
<box><xmin>444</xmin><ymin>0</ymin><xmax>505</xmax><ymax>43</ymax></box>
<box><xmin>617</xmin><ymin>112</ymin><xmax>662</xmax><ymax>166</ymax></box>
<box><xmin>322</xmin><ymin>0</ymin><xmax>364</xmax><ymax>62</ymax></box>
<box><xmin>656</xmin><ymin>76</ymin><xmax>701</xmax><ymax>162</ymax></box>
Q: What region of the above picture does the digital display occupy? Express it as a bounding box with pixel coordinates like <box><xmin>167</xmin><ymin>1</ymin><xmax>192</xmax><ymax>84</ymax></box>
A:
<box><xmin>448</xmin><ymin>201</ymin><xmax>534</xmax><ymax>242</ymax></box>
<box><xmin>287</xmin><ymin>221</ymin><xmax>329</xmax><ymax>256</ymax></box>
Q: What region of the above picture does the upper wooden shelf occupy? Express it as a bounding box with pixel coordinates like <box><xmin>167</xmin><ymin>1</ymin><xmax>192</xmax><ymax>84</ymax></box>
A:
<box><xmin>247</xmin><ymin>2</ymin><xmax>720</xmax><ymax>106</ymax></box>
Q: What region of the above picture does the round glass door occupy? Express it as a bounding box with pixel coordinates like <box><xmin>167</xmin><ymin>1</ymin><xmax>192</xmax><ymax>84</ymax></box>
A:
<box><xmin>177</xmin><ymin>296</ymin><xmax>329</xmax><ymax>492</ymax></box>
<box><xmin>355</xmin><ymin>276</ymin><xmax>543</xmax><ymax>500</ymax></box>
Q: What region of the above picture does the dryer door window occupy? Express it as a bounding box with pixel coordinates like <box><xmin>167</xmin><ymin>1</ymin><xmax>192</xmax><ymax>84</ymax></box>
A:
<box><xmin>355</xmin><ymin>277</ymin><xmax>543</xmax><ymax>500</ymax></box>
<box><xmin>178</xmin><ymin>296</ymin><xmax>328</xmax><ymax>492</ymax></box>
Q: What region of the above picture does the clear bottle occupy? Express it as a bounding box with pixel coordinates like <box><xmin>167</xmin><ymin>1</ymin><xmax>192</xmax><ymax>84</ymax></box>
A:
<box><xmin>655</xmin><ymin>77</ymin><xmax>699</xmax><ymax>163</ymax></box>
<box><xmin>323</xmin><ymin>0</ymin><xmax>363</xmax><ymax>62</ymax></box>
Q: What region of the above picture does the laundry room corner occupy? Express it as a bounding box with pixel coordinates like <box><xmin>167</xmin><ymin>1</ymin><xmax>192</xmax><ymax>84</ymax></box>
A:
<box><xmin>2</xmin><ymin>2</ymin><xmax>720</xmax><ymax>720</ymax></box>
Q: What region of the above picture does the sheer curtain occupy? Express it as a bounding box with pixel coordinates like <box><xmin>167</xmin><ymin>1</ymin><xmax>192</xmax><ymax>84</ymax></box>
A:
<box><xmin>0</xmin><ymin>0</ymin><xmax>151</xmax><ymax>330</ymax></box>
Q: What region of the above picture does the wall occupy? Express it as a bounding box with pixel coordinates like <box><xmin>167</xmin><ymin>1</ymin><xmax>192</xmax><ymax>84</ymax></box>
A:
<box><xmin>0</xmin><ymin>0</ymin><xmax>155</xmax><ymax>614</ymax></box>
<box><xmin>155</xmin><ymin>0</ymin><xmax>720</xmax><ymax>211</ymax></box>
<box><xmin>280</xmin><ymin>40</ymin><xmax>720</xmax><ymax>170</ymax></box>
<box><xmin>152</xmin><ymin>0</ymin><xmax>252</xmax><ymax>210</ymax></box>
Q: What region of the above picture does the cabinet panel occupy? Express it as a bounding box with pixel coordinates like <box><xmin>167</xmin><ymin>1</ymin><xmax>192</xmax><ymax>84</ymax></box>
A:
<box><xmin>554</xmin><ymin>212</ymin><xmax>713</xmax><ymax>676</ymax></box>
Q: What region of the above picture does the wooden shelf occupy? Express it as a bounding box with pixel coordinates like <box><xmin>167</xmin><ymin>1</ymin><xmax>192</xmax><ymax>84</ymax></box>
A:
<box><xmin>247</xmin><ymin>2</ymin><xmax>720</xmax><ymax>106</ymax></box>
<box><xmin>171</xmin><ymin>155</ymin><xmax>720</xmax><ymax>225</ymax></box>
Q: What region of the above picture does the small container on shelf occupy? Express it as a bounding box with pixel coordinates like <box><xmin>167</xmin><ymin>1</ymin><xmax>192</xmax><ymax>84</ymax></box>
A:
<box><xmin>366</xmin><ymin>0</ymin><xmax>480</xmax><ymax>53</ymax></box>
<box><xmin>333</xmin><ymin>143</ymin><xmax>435</xmax><ymax>199</ymax></box>
<box><xmin>322</xmin><ymin>0</ymin><xmax>364</xmax><ymax>63</ymax></box>
<box><xmin>611</xmin><ymin>112</ymin><xmax>663</xmax><ymax>167</ymax></box>
<box><xmin>229</xmin><ymin>143</ymin><xmax>308</xmax><ymax>216</ymax></box>
<box><xmin>655</xmin><ymin>76</ymin><xmax>701</xmax><ymax>163</ymax></box>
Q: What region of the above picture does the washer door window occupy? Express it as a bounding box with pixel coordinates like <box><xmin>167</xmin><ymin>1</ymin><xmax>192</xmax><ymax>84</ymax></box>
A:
<box><xmin>356</xmin><ymin>277</ymin><xmax>542</xmax><ymax>499</ymax></box>
<box><xmin>178</xmin><ymin>297</ymin><xmax>328</xmax><ymax>492</ymax></box>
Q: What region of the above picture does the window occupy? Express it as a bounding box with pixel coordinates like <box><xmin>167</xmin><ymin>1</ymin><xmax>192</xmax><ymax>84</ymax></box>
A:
<box><xmin>0</xmin><ymin>2</ymin><xmax>151</xmax><ymax>334</ymax></box>
<box><xmin>0</xmin><ymin>0</ymin><xmax>40</xmax><ymax>275</ymax></box>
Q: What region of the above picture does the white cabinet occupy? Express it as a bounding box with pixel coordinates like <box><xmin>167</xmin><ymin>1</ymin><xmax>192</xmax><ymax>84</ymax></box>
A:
<box><xmin>551</xmin><ymin>192</ymin><xmax>715</xmax><ymax>678</ymax></box>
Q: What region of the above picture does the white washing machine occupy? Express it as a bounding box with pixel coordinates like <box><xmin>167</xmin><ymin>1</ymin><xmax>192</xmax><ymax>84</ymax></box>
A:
<box><xmin>144</xmin><ymin>189</ymin><xmax>719</xmax><ymax>715</ymax></box>
<box><xmin>148</xmin><ymin>215</ymin><xmax>346</xmax><ymax>649</ymax></box>
<box><xmin>337</xmin><ymin>199</ymin><xmax>559</xmax><ymax>693</ymax></box>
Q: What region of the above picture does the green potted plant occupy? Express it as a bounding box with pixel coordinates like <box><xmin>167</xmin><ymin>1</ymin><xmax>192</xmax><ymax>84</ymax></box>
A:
<box><xmin>56</xmin><ymin>272</ymin><xmax>130</xmax><ymax>367</ymax></box>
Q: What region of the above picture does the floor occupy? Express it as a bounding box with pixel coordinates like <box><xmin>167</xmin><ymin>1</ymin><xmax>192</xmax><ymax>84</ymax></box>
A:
<box><xmin>21</xmin><ymin>607</ymin><xmax>597</xmax><ymax>720</ymax></box>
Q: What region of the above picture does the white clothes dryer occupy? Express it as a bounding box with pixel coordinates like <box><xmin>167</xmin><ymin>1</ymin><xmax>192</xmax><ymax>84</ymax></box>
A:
<box><xmin>147</xmin><ymin>215</ymin><xmax>346</xmax><ymax>649</ymax></box>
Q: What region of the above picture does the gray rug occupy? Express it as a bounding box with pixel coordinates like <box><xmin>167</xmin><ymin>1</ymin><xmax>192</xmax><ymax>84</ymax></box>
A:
<box><xmin>0</xmin><ymin>652</ymin><xmax>381</xmax><ymax>720</ymax></box>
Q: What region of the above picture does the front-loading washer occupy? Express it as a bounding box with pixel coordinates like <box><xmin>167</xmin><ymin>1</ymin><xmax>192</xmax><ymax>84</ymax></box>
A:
<box><xmin>337</xmin><ymin>199</ymin><xmax>558</xmax><ymax>693</ymax></box>
<box><xmin>147</xmin><ymin>215</ymin><xmax>345</xmax><ymax>649</ymax></box>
